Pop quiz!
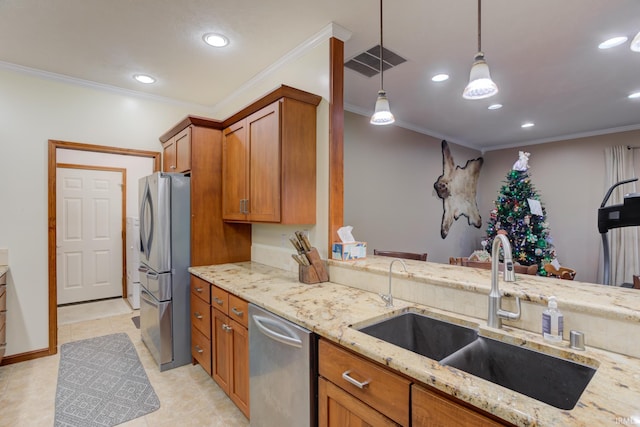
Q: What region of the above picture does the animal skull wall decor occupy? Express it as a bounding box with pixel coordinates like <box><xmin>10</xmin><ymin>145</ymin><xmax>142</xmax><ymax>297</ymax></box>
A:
<box><xmin>433</xmin><ymin>140</ymin><xmax>484</xmax><ymax>239</ymax></box>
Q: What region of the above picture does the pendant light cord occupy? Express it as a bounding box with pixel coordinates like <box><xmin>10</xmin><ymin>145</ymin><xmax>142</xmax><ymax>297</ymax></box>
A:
<box><xmin>477</xmin><ymin>0</ymin><xmax>482</xmax><ymax>53</ymax></box>
<box><xmin>379</xmin><ymin>0</ymin><xmax>384</xmax><ymax>90</ymax></box>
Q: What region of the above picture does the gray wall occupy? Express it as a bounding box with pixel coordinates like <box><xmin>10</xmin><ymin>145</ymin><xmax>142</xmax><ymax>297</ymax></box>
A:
<box><xmin>344</xmin><ymin>111</ymin><xmax>485</xmax><ymax>264</ymax></box>
<box><xmin>345</xmin><ymin>110</ymin><xmax>640</xmax><ymax>283</ymax></box>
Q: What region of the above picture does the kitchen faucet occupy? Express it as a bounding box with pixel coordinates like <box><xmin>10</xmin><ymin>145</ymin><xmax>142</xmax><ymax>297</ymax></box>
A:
<box><xmin>380</xmin><ymin>259</ymin><xmax>407</xmax><ymax>308</ymax></box>
<box><xmin>488</xmin><ymin>233</ymin><xmax>521</xmax><ymax>328</ymax></box>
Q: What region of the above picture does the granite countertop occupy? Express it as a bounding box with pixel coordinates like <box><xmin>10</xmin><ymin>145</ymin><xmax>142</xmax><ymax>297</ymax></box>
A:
<box><xmin>190</xmin><ymin>262</ymin><xmax>640</xmax><ymax>427</ymax></box>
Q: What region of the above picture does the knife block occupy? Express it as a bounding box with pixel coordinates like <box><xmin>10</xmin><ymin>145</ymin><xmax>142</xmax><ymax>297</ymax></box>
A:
<box><xmin>298</xmin><ymin>248</ymin><xmax>329</xmax><ymax>284</ymax></box>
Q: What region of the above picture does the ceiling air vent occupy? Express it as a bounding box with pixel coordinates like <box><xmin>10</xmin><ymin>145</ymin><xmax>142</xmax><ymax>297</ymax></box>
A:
<box><xmin>345</xmin><ymin>44</ymin><xmax>407</xmax><ymax>78</ymax></box>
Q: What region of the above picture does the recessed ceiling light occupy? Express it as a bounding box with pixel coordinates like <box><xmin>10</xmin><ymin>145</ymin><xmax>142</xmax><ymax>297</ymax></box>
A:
<box><xmin>629</xmin><ymin>91</ymin><xmax>640</xmax><ymax>99</ymax></box>
<box><xmin>598</xmin><ymin>36</ymin><xmax>628</xmax><ymax>49</ymax></box>
<box><xmin>133</xmin><ymin>74</ymin><xmax>155</xmax><ymax>84</ymax></box>
<box><xmin>431</xmin><ymin>73</ymin><xmax>449</xmax><ymax>82</ymax></box>
<box><xmin>521</xmin><ymin>122</ymin><xmax>535</xmax><ymax>128</ymax></box>
<box><xmin>488</xmin><ymin>103</ymin><xmax>503</xmax><ymax>110</ymax></box>
<box><xmin>203</xmin><ymin>33</ymin><xmax>229</xmax><ymax>47</ymax></box>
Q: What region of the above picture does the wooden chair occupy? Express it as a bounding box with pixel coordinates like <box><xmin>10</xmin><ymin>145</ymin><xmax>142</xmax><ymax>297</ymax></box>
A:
<box><xmin>543</xmin><ymin>264</ymin><xmax>576</xmax><ymax>280</ymax></box>
<box><xmin>449</xmin><ymin>257</ymin><xmax>538</xmax><ymax>275</ymax></box>
<box><xmin>373</xmin><ymin>250</ymin><xmax>428</xmax><ymax>261</ymax></box>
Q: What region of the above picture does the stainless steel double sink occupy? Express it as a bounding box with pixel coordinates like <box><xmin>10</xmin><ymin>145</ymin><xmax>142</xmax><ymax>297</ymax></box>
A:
<box><xmin>356</xmin><ymin>311</ymin><xmax>597</xmax><ymax>410</ymax></box>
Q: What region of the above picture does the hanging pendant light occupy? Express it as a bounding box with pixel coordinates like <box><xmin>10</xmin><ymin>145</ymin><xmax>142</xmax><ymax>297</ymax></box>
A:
<box><xmin>463</xmin><ymin>0</ymin><xmax>498</xmax><ymax>100</ymax></box>
<box><xmin>370</xmin><ymin>0</ymin><xmax>395</xmax><ymax>125</ymax></box>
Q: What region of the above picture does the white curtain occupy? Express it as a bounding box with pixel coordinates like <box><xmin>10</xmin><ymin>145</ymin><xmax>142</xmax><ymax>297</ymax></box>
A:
<box><xmin>603</xmin><ymin>146</ymin><xmax>639</xmax><ymax>286</ymax></box>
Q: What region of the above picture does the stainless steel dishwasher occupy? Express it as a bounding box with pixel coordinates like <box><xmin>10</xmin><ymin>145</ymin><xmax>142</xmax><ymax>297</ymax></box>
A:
<box><xmin>249</xmin><ymin>303</ymin><xmax>317</xmax><ymax>427</ymax></box>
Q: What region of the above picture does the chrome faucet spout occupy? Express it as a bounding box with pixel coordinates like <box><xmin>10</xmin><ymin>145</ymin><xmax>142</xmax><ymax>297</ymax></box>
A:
<box><xmin>488</xmin><ymin>233</ymin><xmax>521</xmax><ymax>328</ymax></box>
<box><xmin>380</xmin><ymin>259</ymin><xmax>407</xmax><ymax>308</ymax></box>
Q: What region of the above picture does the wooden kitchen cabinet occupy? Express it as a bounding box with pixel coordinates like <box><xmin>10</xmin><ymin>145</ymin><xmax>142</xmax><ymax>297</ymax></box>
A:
<box><xmin>412</xmin><ymin>383</ymin><xmax>507</xmax><ymax>427</ymax></box>
<box><xmin>222</xmin><ymin>95</ymin><xmax>319</xmax><ymax>224</ymax></box>
<box><xmin>210</xmin><ymin>283</ymin><xmax>250</xmax><ymax>418</ymax></box>
<box><xmin>318</xmin><ymin>339</ymin><xmax>410</xmax><ymax>427</ymax></box>
<box><xmin>160</xmin><ymin>117</ymin><xmax>252</xmax><ymax>267</ymax></box>
<box><xmin>190</xmin><ymin>275</ymin><xmax>212</xmax><ymax>375</ymax></box>
<box><xmin>319</xmin><ymin>377</ymin><xmax>399</xmax><ymax>427</ymax></box>
<box><xmin>162</xmin><ymin>126</ymin><xmax>191</xmax><ymax>173</ymax></box>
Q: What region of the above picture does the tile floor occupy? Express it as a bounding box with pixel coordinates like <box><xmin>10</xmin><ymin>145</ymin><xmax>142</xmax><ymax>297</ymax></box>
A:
<box><xmin>0</xmin><ymin>299</ymin><xmax>249</xmax><ymax>427</ymax></box>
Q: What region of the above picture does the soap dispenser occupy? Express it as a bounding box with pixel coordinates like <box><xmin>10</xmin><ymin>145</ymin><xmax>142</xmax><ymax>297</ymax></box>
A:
<box><xmin>542</xmin><ymin>296</ymin><xmax>564</xmax><ymax>343</ymax></box>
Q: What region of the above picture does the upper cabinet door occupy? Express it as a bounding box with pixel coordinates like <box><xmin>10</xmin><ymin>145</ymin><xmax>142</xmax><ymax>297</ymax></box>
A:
<box><xmin>222</xmin><ymin>120</ymin><xmax>249</xmax><ymax>221</ymax></box>
<box><xmin>174</xmin><ymin>127</ymin><xmax>192</xmax><ymax>173</ymax></box>
<box><xmin>221</xmin><ymin>92</ymin><xmax>318</xmax><ymax>225</ymax></box>
<box><xmin>247</xmin><ymin>101</ymin><xmax>281</xmax><ymax>223</ymax></box>
<box><xmin>163</xmin><ymin>126</ymin><xmax>191</xmax><ymax>173</ymax></box>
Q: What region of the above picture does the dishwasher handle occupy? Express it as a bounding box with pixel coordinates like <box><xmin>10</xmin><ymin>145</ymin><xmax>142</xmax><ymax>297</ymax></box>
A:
<box><xmin>252</xmin><ymin>314</ymin><xmax>303</xmax><ymax>348</ymax></box>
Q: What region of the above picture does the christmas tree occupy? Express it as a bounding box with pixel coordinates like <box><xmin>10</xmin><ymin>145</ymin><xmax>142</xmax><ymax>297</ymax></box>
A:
<box><xmin>485</xmin><ymin>152</ymin><xmax>555</xmax><ymax>275</ymax></box>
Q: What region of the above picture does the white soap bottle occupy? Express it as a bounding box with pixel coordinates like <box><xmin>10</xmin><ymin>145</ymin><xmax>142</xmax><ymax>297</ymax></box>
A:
<box><xmin>542</xmin><ymin>296</ymin><xmax>563</xmax><ymax>343</ymax></box>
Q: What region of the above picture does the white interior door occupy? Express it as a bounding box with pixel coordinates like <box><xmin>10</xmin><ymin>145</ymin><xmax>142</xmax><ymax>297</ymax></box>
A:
<box><xmin>57</xmin><ymin>166</ymin><xmax>123</xmax><ymax>305</ymax></box>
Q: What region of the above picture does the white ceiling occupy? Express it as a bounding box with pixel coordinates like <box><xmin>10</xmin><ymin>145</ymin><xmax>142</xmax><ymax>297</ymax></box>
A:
<box><xmin>1</xmin><ymin>0</ymin><xmax>639</xmax><ymax>151</ymax></box>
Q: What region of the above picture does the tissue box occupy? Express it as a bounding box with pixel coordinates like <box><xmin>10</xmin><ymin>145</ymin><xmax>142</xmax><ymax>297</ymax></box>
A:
<box><xmin>332</xmin><ymin>242</ymin><xmax>367</xmax><ymax>261</ymax></box>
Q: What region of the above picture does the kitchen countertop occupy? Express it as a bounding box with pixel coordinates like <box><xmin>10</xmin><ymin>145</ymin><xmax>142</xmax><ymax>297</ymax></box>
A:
<box><xmin>190</xmin><ymin>262</ymin><xmax>640</xmax><ymax>427</ymax></box>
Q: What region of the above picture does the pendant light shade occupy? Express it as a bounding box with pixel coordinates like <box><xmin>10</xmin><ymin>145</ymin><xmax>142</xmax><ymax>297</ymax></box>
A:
<box><xmin>370</xmin><ymin>0</ymin><xmax>395</xmax><ymax>125</ymax></box>
<box><xmin>463</xmin><ymin>52</ymin><xmax>498</xmax><ymax>99</ymax></box>
<box><xmin>631</xmin><ymin>31</ymin><xmax>640</xmax><ymax>52</ymax></box>
<box><xmin>463</xmin><ymin>0</ymin><xmax>498</xmax><ymax>100</ymax></box>
<box><xmin>371</xmin><ymin>90</ymin><xmax>395</xmax><ymax>125</ymax></box>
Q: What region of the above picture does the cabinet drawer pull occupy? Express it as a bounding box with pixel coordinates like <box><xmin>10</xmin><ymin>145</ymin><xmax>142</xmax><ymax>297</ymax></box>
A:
<box><xmin>341</xmin><ymin>370</ymin><xmax>370</xmax><ymax>389</ymax></box>
<box><xmin>170</xmin><ymin>165</ymin><xmax>176</xmax><ymax>169</ymax></box>
<box><xmin>194</xmin><ymin>287</ymin><xmax>203</xmax><ymax>293</ymax></box>
<box><xmin>222</xmin><ymin>324</ymin><xmax>233</xmax><ymax>332</ymax></box>
<box><xmin>214</xmin><ymin>297</ymin><xmax>224</xmax><ymax>306</ymax></box>
<box><xmin>194</xmin><ymin>345</ymin><xmax>204</xmax><ymax>354</ymax></box>
<box><xmin>194</xmin><ymin>312</ymin><xmax>203</xmax><ymax>319</ymax></box>
<box><xmin>231</xmin><ymin>307</ymin><xmax>244</xmax><ymax>317</ymax></box>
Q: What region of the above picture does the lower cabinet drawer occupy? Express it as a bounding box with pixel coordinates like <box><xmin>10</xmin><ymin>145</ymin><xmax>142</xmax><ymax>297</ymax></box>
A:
<box><xmin>319</xmin><ymin>339</ymin><xmax>410</xmax><ymax>426</ymax></box>
<box><xmin>192</xmin><ymin>327</ymin><xmax>212</xmax><ymax>376</ymax></box>
<box><xmin>191</xmin><ymin>292</ymin><xmax>211</xmax><ymax>339</ymax></box>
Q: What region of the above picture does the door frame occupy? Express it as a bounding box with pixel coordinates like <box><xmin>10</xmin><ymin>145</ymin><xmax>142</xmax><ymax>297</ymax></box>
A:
<box><xmin>48</xmin><ymin>140</ymin><xmax>161</xmax><ymax>356</ymax></box>
<box><xmin>56</xmin><ymin>163</ymin><xmax>127</xmax><ymax>304</ymax></box>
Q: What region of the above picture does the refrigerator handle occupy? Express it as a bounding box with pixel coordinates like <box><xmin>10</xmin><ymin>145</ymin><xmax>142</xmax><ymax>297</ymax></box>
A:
<box><xmin>140</xmin><ymin>288</ymin><xmax>159</xmax><ymax>308</ymax></box>
<box><xmin>146</xmin><ymin>270</ymin><xmax>159</xmax><ymax>280</ymax></box>
<box><xmin>139</xmin><ymin>179</ymin><xmax>154</xmax><ymax>259</ymax></box>
<box><xmin>138</xmin><ymin>265</ymin><xmax>149</xmax><ymax>274</ymax></box>
<box><xmin>252</xmin><ymin>315</ymin><xmax>303</xmax><ymax>348</ymax></box>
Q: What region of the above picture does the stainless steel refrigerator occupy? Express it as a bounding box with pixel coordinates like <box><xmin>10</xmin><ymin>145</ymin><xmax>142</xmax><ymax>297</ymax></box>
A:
<box><xmin>138</xmin><ymin>172</ymin><xmax>191</xmax><ymax>371</ymax></box>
